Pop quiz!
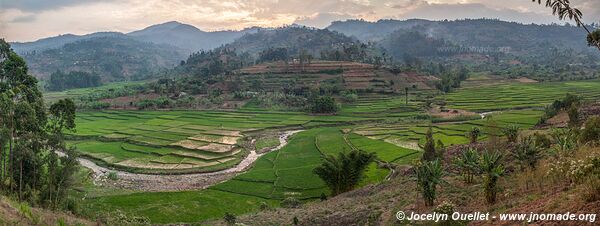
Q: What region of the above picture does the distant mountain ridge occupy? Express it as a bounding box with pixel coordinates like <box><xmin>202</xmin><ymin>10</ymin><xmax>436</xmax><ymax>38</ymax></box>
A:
<box><xmin>21</xmin><ymin>36</ymin><xmax>186</xmax><ymax>82</ymax></box>
<box><xmin>328</xmin><ymin>19</ymin><xmax>594</xmax><ymax>53</ymax></box>
<box><xmin>128</xmin><ymin>21</ymin><xmax>260</xmax><ymax>52</ymax></box>
<box><xmin>11</xmin><ymin>32</ymin><xmax>125</xmax><ymax>54</ymax></box>
<box><xmin>11</xmin><ymin>21</ymin><xmax>259</xmax><ymax>54</ymax></box>
<box><xmin>9</xmin><ymin>19</ymin><xmax>599</xmax><ymax>87</ymax></box>
<box><xmin>9</xmin><ymin>21</ymin><xmax>259</xmax><ymax>82</ymax></box>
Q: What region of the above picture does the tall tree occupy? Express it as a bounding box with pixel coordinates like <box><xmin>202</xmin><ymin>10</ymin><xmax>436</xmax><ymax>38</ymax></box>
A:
<box><xmin>1</xmin><ymin>39</ymin><xmax>45</xmax><ymax>195</ymax></box>
<box><xmin>0</xmin><ymin>39</ymin><xmax>78</xmax><ymax>208</ymax></box>
<box><xmin>421</xmin><ymin>127</ymin><xmax>437</xmax><ymax>162</ymax></box>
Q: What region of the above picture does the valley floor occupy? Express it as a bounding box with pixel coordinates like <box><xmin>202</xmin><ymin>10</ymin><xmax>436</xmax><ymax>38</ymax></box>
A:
<box><xmin>52</xmin><ymin>79</ymin><xmax>600</xmax><ymax>224</ymax></box>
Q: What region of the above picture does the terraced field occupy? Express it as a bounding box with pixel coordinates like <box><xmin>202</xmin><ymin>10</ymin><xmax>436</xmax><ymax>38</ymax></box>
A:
<box><xmin>234</xmin><ymin>61</ymin><xmax>437</xmax><ymax>93</ymax></box>
<box><xmin>354</xmin><ymin>109</ymin><xmax>543</xmax><ymax>148</ymax></box>
<box><xmin>211</xmin><ymin>127</ymin><xmax>419</xmax><ymax>199</ymax></box>
<box><xmin>69</xmin><ymin>110</ymin><xmax>315</xmax><ymax>174</ymax></box>
<box><xmin>44</xmin><ymin>81</ymin><xmax>145</xmax><ymax>103</ymax></box>
<box><xmin>72</xmin><ymin>80</ymin><xmax>600</xmax><ymax>223</ymax></box>
<box><xmin>442</xmin><ymin>80</ymin><xmax>600</xmax><ymax>112</ymax></box>
<box><xmin>69</xmin><ymin>103</ymin><xmax>424</xmax><ymax>174</ymax></box>
<box><xmin>83</xmin><ymin>127</ymin><xmax>420</xmax><ymax>223</ymax></box>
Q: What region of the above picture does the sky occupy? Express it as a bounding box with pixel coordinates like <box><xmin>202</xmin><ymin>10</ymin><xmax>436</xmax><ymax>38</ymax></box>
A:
<box><xmin>1</xmin><ymin>0</ymin><xmax>600</xmax><ymax>42</ymax></box>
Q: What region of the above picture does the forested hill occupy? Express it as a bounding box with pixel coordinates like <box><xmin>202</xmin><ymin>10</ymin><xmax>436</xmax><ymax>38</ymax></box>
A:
<box><xmin>329</xmin><ymin>19</ymin><xmax>596</xmax><ymax>53</ymax></box>
<box><xmin>176</xmin><ymin>26</ymin><xmax>382</xmax><ymax>77</ymax></box>
<box><xmin>222</xmin><ymin>26</ymin><xmax>362</xmax><ymax>57</ymax></box>
<box><xmin>21</xmin><ymin>35</ymin><xmax>186</xmax><ymax>81</ymax></box>
<box><xmin>327</xmin><ymin>19</ymin><xmax>434</xmax><ymax>41</ymax></box>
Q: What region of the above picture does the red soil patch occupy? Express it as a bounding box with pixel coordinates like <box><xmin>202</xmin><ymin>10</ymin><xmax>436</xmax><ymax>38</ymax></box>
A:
<box><xmin>515</xmin><ymin>77</ymin><xmax>538</xmax><ymax>83</ymax></box>
<box><xmin>429</xmin><ymin>106</ymin><xmax>477</xmax><ymax>119</ymax></box>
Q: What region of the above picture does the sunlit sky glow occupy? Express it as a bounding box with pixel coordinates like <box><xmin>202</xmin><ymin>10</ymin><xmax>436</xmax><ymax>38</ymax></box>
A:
<box><xmin>1</xmin><ymin>0</ymin><xmax>599</xmax><ymax>42</ymax></box>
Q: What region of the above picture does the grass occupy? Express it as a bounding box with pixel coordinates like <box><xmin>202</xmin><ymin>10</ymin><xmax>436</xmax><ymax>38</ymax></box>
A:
<box><xmin>232</xmin><ymin>128</ymin><xmax>421</xmax><ymax>194</ymax></box>
<box><xmin>82</xmin><ymin>190</ymin><xmax>278</xmax><ymax>224</ymax></box>
<box><xmin>69</xmin><ymin>100</ymin><xmax>428</xmax><ymax>173</ymax></box>
<box><xmin>73</xmin><ymin>80</ymin><xmax>600</xmax><ymax>223</ymax></box>
<box><xmin>43</xmin><ymin>81</ymin><xmax>146</xmax><ymax>103</ymax></box>
<box><xmin>255</xmin><ymin>136</ymin><xmax>280</xmax><ymax>151</ymax></box>
<box><xmin>82</xmin><ymin>127</ymin><xmax>419</xmax><ymax>223</ymax></box>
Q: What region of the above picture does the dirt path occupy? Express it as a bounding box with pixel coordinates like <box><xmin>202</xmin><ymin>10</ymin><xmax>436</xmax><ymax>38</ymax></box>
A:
<box><xmin>63</xmin><ymin>130</ymin><xmax>304</xmax><ymax>192</ymax></box>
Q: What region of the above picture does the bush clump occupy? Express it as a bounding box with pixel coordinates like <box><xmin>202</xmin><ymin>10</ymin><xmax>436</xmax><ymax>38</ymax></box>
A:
<box><xmin>280</xmin><ymin>197</ymin><xmax>302</xmax><ymax>208</ymax></box>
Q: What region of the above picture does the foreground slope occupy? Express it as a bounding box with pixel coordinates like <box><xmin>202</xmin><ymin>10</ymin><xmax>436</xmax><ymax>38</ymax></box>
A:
<box><xmin>206</xmin><ymin>136</ymin><xmax>600</xmax><ymax>226</ymax></box>
<box><xmin>0</xmin><ymin>196</ymin><xmax>92</xmax><ymax>225</ymax></box>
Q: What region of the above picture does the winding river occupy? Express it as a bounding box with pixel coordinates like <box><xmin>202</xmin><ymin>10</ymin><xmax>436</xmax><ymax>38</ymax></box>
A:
<box><xmin>60</xmin><ymin>130</ymin><xmax>304</xmax><ymax>191</ymax></box>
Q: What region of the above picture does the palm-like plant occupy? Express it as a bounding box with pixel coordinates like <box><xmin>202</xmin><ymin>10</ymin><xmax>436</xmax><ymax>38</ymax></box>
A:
<box><xmin>512</xmin><ymin>136</ymin><xmax>545</xmax><ymax>171</ymax></box>
<box><xmin>502</xmin><ymin>125</ymin><xmax>520</xmax><ymax>143</ymax></box>
<box><xmin>550</xmin><ymin>129</ymin><xmax>577</xmax><ymax>156</ymax></box>
<box><xmin>416</xmin><ymin>159</ymin><xmax>444</xmax><ymax>206</ymax></box>
<box><xmin>480</xmin><ymin>150</ymin><xmax>504</xmax><ymax>204</ymax></box>
<box><xmin>313</xmin><ymin>149</ymin><xmax>375</xmax><ymax>196</ymax></box>
<box><xmin>532</xmin><ymin>0</ymin><xmax>600</xmax><ymax>50</ymax></box>
<box><xmin>453</xmin><ymin>148</ymin><xmax>480</xmax><ymax>183</ymax></box>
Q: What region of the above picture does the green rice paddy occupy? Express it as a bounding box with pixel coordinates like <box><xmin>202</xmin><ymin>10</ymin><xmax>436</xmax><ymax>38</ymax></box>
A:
<box><xmin>74</xmin><ymin>80</ymin><xmax>600</xmax><ymax>223</ymax></box>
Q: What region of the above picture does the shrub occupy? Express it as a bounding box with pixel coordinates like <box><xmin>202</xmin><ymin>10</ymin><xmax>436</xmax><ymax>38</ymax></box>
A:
<box><xmin>580</xmin><ymin>116</ymin><xmax>600</xmax><ymax>145</ymax></box>
<box><xmin>80</xmin><ymin>101</ymin><xmax>110</xmax><ymax>110</ymax></box>
<box><xmin>57</xmin><ymin>218</ymin><xmax>67</xmax><ymax>226</ymax></box>
<box><xmin>65</xmin><ymin>197</ymin><xmax>80</xmax><ymax>214</ymax></box>
<box><xmin>547</xmin><ymin>155</ymin><xmax>599</xmax><ymax>185</ymax></box>
<box><xmin>97</xmin><ymin>210</ymin><xmax>150</xmax><ymax>225</ymax></box>
<box><xmin>582</xmin><ymin>177</ymin><xmax>600</xmax><ymax>202</ymax></box>
<box><xmin>433</xmin><ymin>201</ymin><xmax>456</xmax><ymax>215</ymax></box>
<box><xmin>568</xmin><ymin>105</ymin><xmax>580</xmax><ymax>128</ymax></box>
<box><xmin>434</xmin><ymin>201</ymin><xmax>456</xmax><ymax>224</ymax></box>
<box><xmin>421</xmin><ymin>127</ymin><xmax>437</xmax><ymax>162</ymax></box>
<box><xmin>550</xmin><ymin>129</ymin><xmax>578</xmax><ymax>157</ymax></box>
<box><xmin>532</xmin><ymin>132</ymin><xmax>552</xmax><ymax>149</ymax></box>
<box><xmin>107</xmin><ymin>171</ymin><xmax>118</xmax><ymax>180</ymax></box>
<box><xmin>466</xmin><ymin>127</ymin><xmax>481</xmax><ymax>144</ymax></box>
<box><xmin>415</xmin><ymin>160</ymin><xmax>444</xmax><ymax>206</ymax></box>
<box><xmin>320</xmin><ymin>192</ymin><xmax>327</xmax><ymax>201</ymax></box>
<box><xmin>310</xmin><ymin>96</ymin><xmax>338</xmax><ymax>113</ymax></box>
<box><xmin>340</xmin><ymin>90</ymin><xmax>358</xmax><ymax>103</ymax></box>
<box><xmin>502</xmin><ymin>125</ymin><xmax>520</xmax><ymax>143</ymax></box>
<box><xmin>280</xmin><ymin>197</ymin><xmax>302</xmax><ymax>208</ymax></box>
<box><xmin>259</xmin><ymin>202</ymin><xmax>270</xmax><ymax>211</ymax></box>
<box><xmin>223</xmin><ymin>212</ymin><xmax>236</xmax><ymax>225</ymax></box>
<box><xmin>436</xmin><ymin>140</ymin><xmax>446</xmax><ymax>159</ymax></box>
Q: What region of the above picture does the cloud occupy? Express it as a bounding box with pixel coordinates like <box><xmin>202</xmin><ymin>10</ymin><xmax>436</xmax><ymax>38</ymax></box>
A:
<box><xmin>0</xmin><ymin>0</ymin><xmax>114</xmax><ymax>12</ymax></box>
<box><xmin>295</xmin><ymin>12</ymin><xmax>356</xmax><ymax>28</ymax></box>
<box><xmin>574</xmin><ymin>0</ymin><xmax>600</xmax><ymax>24</ymax></box>
<box><xmin>398</xmin><ymin>2</ymin><xmax>558</xmax><ymax>24</ymax></box>
<box><xmin>2</xmin><ymin>0</ymin><xmax>599</xmax><ymax>42</ymax></box>
<box><xmin>10</xmin><ymin>15</ymin><xmax>36</xmax><ymax>23</ymax></box>
<box><xmin>390</xmin><ymin>0</ymin><xmax>427</xmax><ymax>9</ymax></box>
